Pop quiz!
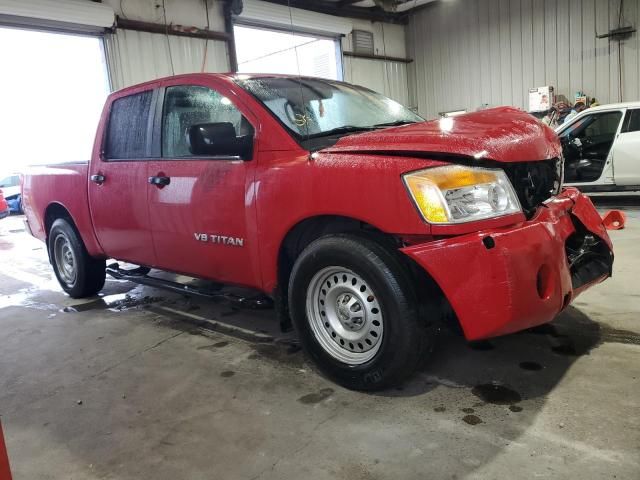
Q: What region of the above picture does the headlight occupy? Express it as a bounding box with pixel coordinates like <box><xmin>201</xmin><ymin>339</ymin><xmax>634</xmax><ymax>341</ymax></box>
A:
<box><xmin>403</xmin><ymin>165</ymin><xmax>522</xmax><ymax>224</ymax></box>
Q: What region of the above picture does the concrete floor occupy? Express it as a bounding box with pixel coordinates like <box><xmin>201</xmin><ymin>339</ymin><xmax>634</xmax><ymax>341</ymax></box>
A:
<box><xmin>1</xmin><ymin>202</ymin><xmax>639</xmax><ymax>480</ymax></box>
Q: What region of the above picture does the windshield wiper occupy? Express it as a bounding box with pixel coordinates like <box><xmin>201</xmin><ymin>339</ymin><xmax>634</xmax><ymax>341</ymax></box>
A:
<box><xmin>306</xmin><ymin>120</ymin><xmax>418</xmax><ymax>139</ymax></box>
<box><xmin>371</xmin><ymin>120</ymin><xmax>418</xmax><ymax>128</ymax></box>
<box><xmin>307</xmin><ymin>125</ymin><xmax>378</xmax><ymax>138</ymax></box>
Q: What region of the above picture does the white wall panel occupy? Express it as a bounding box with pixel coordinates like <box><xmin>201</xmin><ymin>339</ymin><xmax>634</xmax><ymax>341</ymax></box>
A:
<box><xmin>103</xmin><ymin>0</ymin><xmax>229</xmax><ymax>90</ymax></box>
<box><xmin>345</xmin><ymin>19</ymin><xmax>407</xmax><ymax>57</ymax></box>
<box><xmin>104</xmin><ymin>30</ymin><xmax>228</xmax><ymax>90</ymax></box>
<box><xmin>408</xmin><ymin>0</ymin><xmax>640</xmax><ymax>119</ymax></box>
<box><xmin>105</xmin><ymin>0</ymin><xmax>410</xmax><ymax>101</ymax></box>
<box><xmin>104</xmin><ymin>0</ymin><xmax>226</xmax><ymax>31</ymax></box>
<box><xmin>343</xmin><ymin>56</ymin><xmax>409</xmax><ymax>106</ymax></box>
<box><xmin>340</xmin><ymin>18</ymin><xmax>410</xmax><ymax>104</ymax></box>
<box><xmin>239</xmin><ymin>0</ymin><xmax>352</xmax><ymax>35</ymax></box>
<box><xmin>0</xmin><ymin>0</ymin><xmax>114</xmax><ymax>32</ymax></box>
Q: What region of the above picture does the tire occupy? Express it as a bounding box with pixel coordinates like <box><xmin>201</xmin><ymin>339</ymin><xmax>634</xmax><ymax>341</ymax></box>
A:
<box><xmin>288</xmin><ymin>234</ymin><xmax>429</xmax><ymax>391</ymax></box>
<box><xmin>48</xmin><ymin>218</ymin><xmax>106</xmax><ymax>298</ymax></box>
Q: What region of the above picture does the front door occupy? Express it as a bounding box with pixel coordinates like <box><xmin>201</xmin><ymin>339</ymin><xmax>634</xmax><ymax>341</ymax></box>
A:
<box><xmin>146</xmin><ymin>83</ymin><xmax>260</xmax><ymax>288</ymax></box>
<box><xmin>88</xmin><ymin>89</ymin><xmax>156</xmax><ymax>266</ymax></box>
<box><xmin>559</xmin><ymin>110</ymin><xmax>623</xmax><ymax>185</ymax></box>
<box><xmin>612</xmin><ymin>108</ymin><xmax>640</xmax><ymax>186</ymax></box>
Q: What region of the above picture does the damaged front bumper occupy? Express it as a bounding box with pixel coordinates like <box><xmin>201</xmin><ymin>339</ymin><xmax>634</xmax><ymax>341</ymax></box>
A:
<box><xmin>401</xmin><ymin>188</ymin><xmax>613</xmax><ymax>340</ymax></box>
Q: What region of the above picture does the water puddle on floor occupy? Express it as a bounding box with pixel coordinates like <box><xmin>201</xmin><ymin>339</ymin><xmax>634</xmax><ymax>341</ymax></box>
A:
<box><xmin>519</xmin><ymin>361</ymin><xmax>543</xmax><ymax>371</ymax></box>
<box><xmin>0</xmin><ymin>290</ymin><xmax>59</xmax><ymax>311</ymax></box>
<box><xmin>467</xmin><ymin>340</ymin><xmax>495</xmax><ymax>351</ymax></box>
<box><xmin>471</xmin><ymin>383</ymin><xmax>522</xmax><ymax>405</ymax></box>
<box><xmin>63</xmin><ymin>293</ymin><xmax>163</xmax><ymax>313</ymax></box>
<box><xmin>462</xmin><ymin>414</ymin><xmax>483</xmax><ymax>425</ymax></box>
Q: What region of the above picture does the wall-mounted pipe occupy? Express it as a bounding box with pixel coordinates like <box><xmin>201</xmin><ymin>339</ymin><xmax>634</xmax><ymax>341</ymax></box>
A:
<box><xmin>223</xmin><ymin>1</ymin><xmax>239</xmax><ymax>73</ymax></box>
<box><xmin>115</xmin><ymin>16</ymin><xmax>229</xmax><ymax>42</ymax></box>
<box><xmin>343</xmin><ymin>51</ymin><xmax>413</xmax><ymax>64</ymax></box>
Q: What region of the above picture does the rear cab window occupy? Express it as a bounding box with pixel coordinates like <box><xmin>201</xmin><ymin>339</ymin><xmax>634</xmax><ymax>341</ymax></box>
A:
<box><xmin>104</xmin><ymin>91</ymin><xmax>153</xmax><ymax>160</ymax></box>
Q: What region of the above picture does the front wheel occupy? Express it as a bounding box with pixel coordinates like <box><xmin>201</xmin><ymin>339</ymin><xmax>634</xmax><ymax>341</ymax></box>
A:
<box><xmin>49</xmin><ymin>218</ymin><xmax>106</xmax><ymax>298</ymax></box>
<box><xmin>288</xmin><ymin>234</ymin><xmax>429</xmax><ymax>391</ymax></box>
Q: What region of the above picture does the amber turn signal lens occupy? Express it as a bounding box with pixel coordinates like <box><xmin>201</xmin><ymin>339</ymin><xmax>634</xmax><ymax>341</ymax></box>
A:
<box><xmin>403</xmin><ymin>165</ymin><xmax>521</xmax><ymax>224</ymax></box>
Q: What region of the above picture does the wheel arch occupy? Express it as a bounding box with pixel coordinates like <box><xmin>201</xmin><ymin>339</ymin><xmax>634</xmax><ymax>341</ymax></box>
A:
<box><xmin>277</xmin><ymin>216</ymin><xmax>395</xmax><ymax>286</ymax></box>
<box><xmin>274</xmin><ymin>215</ymin><xmax>451</xmax><ymax>333</ymax></box>
<box><xmin>43</xmin><ymin>203</ymin><xmax>78</xmax><ymax>260</ymax></box>
<box><xmin>45</xmin><ymin>201</ymin><xmax>107</xmax><ymax>298</ymax></box>
<box><xmin>44</xmin><ymin>202</ymin><xmax>75</xmax><ymax>236</ymax></box>
<box><xmin>42</xmin><ymin>201</ymin><xmax>105</xmax><ymax>259</ymax></box>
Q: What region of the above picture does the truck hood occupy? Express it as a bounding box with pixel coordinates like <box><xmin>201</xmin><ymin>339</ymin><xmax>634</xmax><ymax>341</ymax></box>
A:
<box><xmin>321</xmin><ymin>107</ymin><xmax>561</xmax><ymax>163</ymax></box>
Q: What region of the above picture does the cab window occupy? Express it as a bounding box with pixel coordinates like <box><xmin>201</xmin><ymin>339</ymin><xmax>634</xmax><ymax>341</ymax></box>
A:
<box><xmin>562</xmin><ymin>111</ymin><xmax>622</xmax><ymax>140</ymax></box>
<box><xmin>104</xmin><ymin>91</ymin><xmax>153</xmax><ymax>160</ymax></box>
<box><xmin>560</xmin><ymin>111</ymin><xmax>623</xmax><ymax>183</ymax></box>
<box><xmin>161</xmin><ymin>85</ymin><xmax>253</xmax><ymax>158</ymax></box>
<box><xmin>622</xmin><ymin>109</ymin><xmax>640</xmax><ymax>133</ymax></box>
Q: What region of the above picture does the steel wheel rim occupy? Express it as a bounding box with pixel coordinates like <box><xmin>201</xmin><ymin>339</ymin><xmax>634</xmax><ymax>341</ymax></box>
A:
<box><xmin>306</xmin><ymin>266</ymin><xmax>384</xmax><ymax>365</ymax></box>
<box><xmin>54</xmin><ymin>234</ymin><xmax>77</xmax><ymax>286</ymax></box>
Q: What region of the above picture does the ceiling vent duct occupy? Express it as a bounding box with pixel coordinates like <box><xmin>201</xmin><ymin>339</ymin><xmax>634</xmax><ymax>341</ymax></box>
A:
<box><xmin>352</xmin><ymin>29</ymin><xmax>374</xmax><ymax>55</ymax></box>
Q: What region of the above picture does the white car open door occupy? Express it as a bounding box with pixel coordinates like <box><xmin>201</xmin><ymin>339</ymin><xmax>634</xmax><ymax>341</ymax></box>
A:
<box><xmin>611</xmin><ymin>108</ymin><xmax>640</xmax><ymax>186</ymax></box>
<box><xmin>558</xmin><ymin>109</ymin><xmax>624</xmax><ymax>188</ymax></box>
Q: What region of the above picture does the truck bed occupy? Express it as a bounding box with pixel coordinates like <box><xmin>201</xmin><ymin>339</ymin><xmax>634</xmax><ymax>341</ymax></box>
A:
<box><xmin>22</xmin><ymin>162</ymin><xmax>104</xmax><ymax>257</ymax></box>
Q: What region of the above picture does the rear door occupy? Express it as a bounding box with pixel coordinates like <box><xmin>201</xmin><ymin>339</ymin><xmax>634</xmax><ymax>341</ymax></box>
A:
<box><xmin>88</xmin><ymin>89</ymin><xmax>157</xmax><ymax>266</ymax></box>
<box><xmin>146</xmin><ymin>81</ymin><xmax>261</xmax><ymax>288</ymax></box>
<box><xmin>612</xmin><ymin>108</ymin><xmax>640</xmax><ymax>186</ymax></box>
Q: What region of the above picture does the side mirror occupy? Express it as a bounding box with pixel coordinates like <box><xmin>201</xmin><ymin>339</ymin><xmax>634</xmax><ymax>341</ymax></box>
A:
<box><xmin>188</xmin><ymin>122</ymin><xmax>253</xmax><ymax>159</ymax></box>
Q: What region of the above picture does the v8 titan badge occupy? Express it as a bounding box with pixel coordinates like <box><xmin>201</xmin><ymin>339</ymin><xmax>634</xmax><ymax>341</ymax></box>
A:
<box><xmin>194</xmin><ymin>233</ymin><xmax>245</xmax><ymax>247</ymax></box>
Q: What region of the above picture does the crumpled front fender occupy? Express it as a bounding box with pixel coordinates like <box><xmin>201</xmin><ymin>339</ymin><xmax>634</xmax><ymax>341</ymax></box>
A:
<box><xmin>401</xmin><ymin>188</ymin><xmax>613</xmax><ymax>340</ymax></box>
<box><xmin>570</xmin><ymin>190</ymin><xmax>613</xmax><ymax>250</ymax></box>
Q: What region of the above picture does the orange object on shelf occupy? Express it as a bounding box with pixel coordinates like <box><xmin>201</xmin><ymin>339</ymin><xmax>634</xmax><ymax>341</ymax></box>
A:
<box><xmin>601</xmin><ymin>210</ymin><xmax>626</xmax><ymax>230</ymax></box>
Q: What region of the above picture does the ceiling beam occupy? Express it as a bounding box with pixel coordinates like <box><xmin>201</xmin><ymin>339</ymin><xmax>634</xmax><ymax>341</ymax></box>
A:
<box><xmin>258</xmin><ymin>0</ymin><xmax>409</xmax><ymax>25</ymax></box>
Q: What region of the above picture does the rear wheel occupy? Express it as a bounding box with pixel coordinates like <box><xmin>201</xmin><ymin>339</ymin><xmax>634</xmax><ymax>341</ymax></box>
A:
<box><xmin>49</xmin><ymin>218</ymin><xmax>105</xmax><ymax>298</ymax></box>
<box><xmin>289</xmin><ymin>234</ymin><xmax>429</xmax><ymax>391</ymax></box>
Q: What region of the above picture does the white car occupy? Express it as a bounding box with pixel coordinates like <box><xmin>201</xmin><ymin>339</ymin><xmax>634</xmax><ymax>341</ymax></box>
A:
<box><xmin>556</xmin><ymin>102</ymin><xmax>640</xmax><ymax>192</ymax></box>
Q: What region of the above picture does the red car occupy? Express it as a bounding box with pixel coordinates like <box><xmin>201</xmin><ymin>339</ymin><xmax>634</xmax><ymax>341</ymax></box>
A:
<box><xmin>22</xmin><ymin>74</ymin><xmax>613</xmax><ymax>390</ymax></box>
<box><xmin>0</xmin><ymin>190</ymin><xmax>8</xmax><ymax>220</ymax></box>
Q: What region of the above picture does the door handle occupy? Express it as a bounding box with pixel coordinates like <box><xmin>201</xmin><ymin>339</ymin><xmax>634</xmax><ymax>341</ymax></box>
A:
<box><xmin>90</xmin><ymin>174</ymin><xmax>105</xmax><ymax>185</ymax></box>
<box><xmin>148</xmin><ymin>175</ymin><xmax>171</xmax><ymax>187</ymax></box>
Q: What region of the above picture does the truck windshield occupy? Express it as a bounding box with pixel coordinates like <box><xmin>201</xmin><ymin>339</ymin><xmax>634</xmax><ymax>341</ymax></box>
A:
<box><xmin>236</xmin><ymin>76</ymin><xmax>423</xmax><ymax>147</ymax></box>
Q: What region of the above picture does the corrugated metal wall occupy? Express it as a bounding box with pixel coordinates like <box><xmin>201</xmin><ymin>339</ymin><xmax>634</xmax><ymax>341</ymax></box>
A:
<box><xmin>103</xmin><ymin>1</ymin><xmax>411</xmax><ymax>100</ymax></box>
<box><xmin>342</xmin><ymin>20</ymin><xmax>410</xmax><ymax>106</ymax></box>
<box><xmin>103</xmin><ymin>0</ymin><xmax>229</xmax><ymax>90</ymax></box>
<box><xmin>104</xmin><ymin>30</ymin><xmax>229</xmax><ymax>91</ymax></box>
<box><xmin>343</xmin><ymin>57</ymin><xmax>410</xmax><ymax>106</ymax></box>
<box><xmin>239</xmin><ymin>0</ymin><xmax>352</xmax><ymax>35</ymax></box>
<box><xmin>407</xmin><ymin>0</ymin><xmax>640</xmax><ymax>118</ymax></box>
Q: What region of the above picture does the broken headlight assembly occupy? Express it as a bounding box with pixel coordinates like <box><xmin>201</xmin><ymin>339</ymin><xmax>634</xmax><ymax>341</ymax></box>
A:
<box><xmin>403</xmin><ymin>165</ymin><xmax>522</xmax><ymax>224</ymax></box>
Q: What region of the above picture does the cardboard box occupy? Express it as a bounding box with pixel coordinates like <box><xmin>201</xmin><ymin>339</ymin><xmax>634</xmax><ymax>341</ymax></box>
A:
<box><xmin>529</xmin><ymin>86</ymin><xmax>555</xmax><ymax>112</ymax></box>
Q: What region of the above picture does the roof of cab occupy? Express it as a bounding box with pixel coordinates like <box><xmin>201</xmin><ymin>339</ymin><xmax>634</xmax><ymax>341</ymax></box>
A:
<box><xmin>109</xmin><ymin>72</ymin><xmax>353</xmax><ymax>97</ymax></box>
<box><xmin>110</xmin><ymin>73</ymin><xmax>235</xmax><ymax>95</ymax></box>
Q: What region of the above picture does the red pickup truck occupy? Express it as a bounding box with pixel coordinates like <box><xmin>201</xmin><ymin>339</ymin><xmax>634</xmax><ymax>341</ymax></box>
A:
<box><xmin>23</xmin><ymin>74</ymin><xmax>613</xmax><ymax>390</ymax></box>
